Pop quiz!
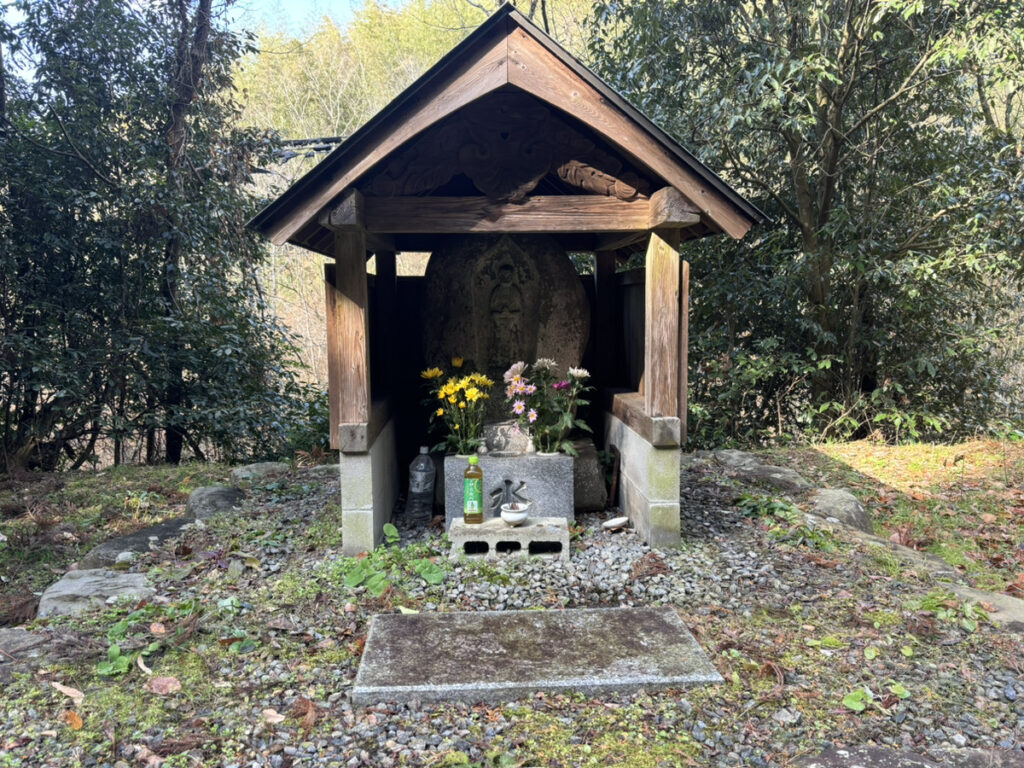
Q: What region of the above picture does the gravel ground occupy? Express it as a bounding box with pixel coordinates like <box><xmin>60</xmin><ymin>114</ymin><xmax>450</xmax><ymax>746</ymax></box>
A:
<box><xmin>2</xmin><ymin>460</ymin><xmax>1022</xmax><ymax>767</ymax></box>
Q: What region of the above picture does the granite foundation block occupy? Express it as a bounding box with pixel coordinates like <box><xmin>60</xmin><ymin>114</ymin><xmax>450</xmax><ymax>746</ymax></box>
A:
<box><xmin>341</xmin><ymin>418</ymin><xmax>398</xmax><ymax>556</ymax></box>
<box><xmin>443</xmin><ymin>453</ymin><xmax>573</xmax><ymax>530</ymax></box>
<box><xmin>448</xmin><ymin>516</ymin><xmax>569</xmax><ymax>562</ymax></box>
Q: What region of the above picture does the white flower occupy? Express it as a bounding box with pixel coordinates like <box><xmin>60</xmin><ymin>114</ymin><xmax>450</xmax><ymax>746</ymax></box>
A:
<box><xmin>567</xmin><ymin>366</ymin><xmax>590</xmax><ymax>379</ymax></box>
<box><xmin>533</xmin><ymin>357</ymin><xmax>557</xmax><ymax>372</ymax></box>
<box><xmin>503</xmin><ymin>361</ymin><xmax>526</xmax><ymax>382</ymax></box>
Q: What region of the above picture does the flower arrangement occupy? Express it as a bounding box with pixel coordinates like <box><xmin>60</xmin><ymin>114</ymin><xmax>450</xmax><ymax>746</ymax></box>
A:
<box><xmin>421</xmin><ymin>359</ymin><xmax>494</xmax><ymax>455</ymax></box>
<box><xmin>503</xmin><ymin>358</ymin><xmax>592</xmax><ymax>454</ymax></box>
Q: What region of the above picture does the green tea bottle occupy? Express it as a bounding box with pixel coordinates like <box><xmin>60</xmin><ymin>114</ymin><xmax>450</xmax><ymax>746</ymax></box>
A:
<box><xmin>464</xmin><ymin>455</ymin><xmax>483</xmax><ymax>524</ymax></box>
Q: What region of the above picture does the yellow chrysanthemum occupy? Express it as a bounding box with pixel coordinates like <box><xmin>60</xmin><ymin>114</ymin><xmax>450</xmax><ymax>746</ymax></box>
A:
<box><xmin>448</xmin><ymin>396</ymin><xmax>457</xmax><ymax>404</ymax></box>
<box><xmin>458</xmin><ymin>401</ymin><xmax>466</xmax><ymax>409</ymax></box>
<box><xmin>436</xmin><ymin>408</ymin><xmax>444</xmax><ymax>417</ymax></box>
<box><xmin>453</xmin><ymin>423</ymin><xmax>460</xmax><ymax>430</ymax></box>
<box><xmin>465</xmin><ymin>386</ymin><xmax>481</xmax><ymax>402</ymax></box>
<box><xmin>420</xmin><ymin>367</ymin><xmax>443</xmax><ymax>380</ymax></box>
<box><xmin>452</xmin><ymin>356</ymin><xmax>464</xmax><ymax>368</ymax></box>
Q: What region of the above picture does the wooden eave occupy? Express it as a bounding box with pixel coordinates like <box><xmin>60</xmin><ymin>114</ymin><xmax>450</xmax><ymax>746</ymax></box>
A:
<box><xmin>248</xmin><ymin>3</ymin><xmax>766</xmax><ymax>253</ymax></box>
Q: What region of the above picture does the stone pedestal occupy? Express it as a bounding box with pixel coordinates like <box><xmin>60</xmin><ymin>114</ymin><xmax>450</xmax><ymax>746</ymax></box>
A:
<box><xmin>444</xmin><ymin>453</ymin><xmax>573</xmax><ymax>530</ymax></box>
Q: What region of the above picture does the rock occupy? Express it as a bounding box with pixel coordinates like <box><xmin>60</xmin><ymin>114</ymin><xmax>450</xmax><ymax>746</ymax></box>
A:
<box><xmin>947</xmin><ymin>583</ymin><xmax>1024</xmax><ymax>633</ymax></box>
<box><xmin>422</xmin><ymin>234</ymin><xmax>589</xmax><ymax>421</ymax></box>
<box><xmin>932</xmin><ymin>749</ymin><xmax>1024</xmax><ymax>768</ymax></box>
<box><xmin>602</xmin><ymin>516</ymin><xmax>630</xmax><ymax>531</ymax></box>
<box><xmin>572</xmin><ymin>440</ymin><xmax>608</xmax><ymax>512</ymax></box>
<box><xmin>0</xmin><ymin>628</ymin><xmax>56</xmax><ymax>683</ymax></box>
<box><xmin>771</xmin><ymin>707</ymin><xmax>801</xmax><ymax>725</ymax></box>
<box><xmin>809</xmin><ymin>488</ymin><xmax>873</xmax><ymax>533</ymax></box>
<box><xmin>794</xmin><ymin>746</ymin><xmax>940</xmax><ymax>768</ymax></box>
<box><xmin>709</xmin><ymin>450</ymin><xmax>763</xmax><ymax>471</ymax></box>
<box><xmin>299</xmin><ymin>464</ymin><xmax>341</xmax><ymax>480</ymax></box>
<box><xmin>230</xmin><ymin>462</ymin><xmax>290</xmax><ymax>483</ymax></box>
<box><xmin>37</xmin><ymin>569</ymin><xmax>156</xmax><ymax>618</ymax></box>
<box><xmin>186</xmin><ymin>485</ymin><xmax>245</xmax><ymax>520</ymax></box>
<box><xmin>483</xmin><ymin>421</ymin><xmax>532</xmax><ymax>455</ymax></box>
<box><xmin>709</xmin><ymin>450</ymin><xmax>812</xmax><ymax>492</ymax></box>
<box><xmin>78</xmin><ymin>517</ymin><xmax>191</xmax><ymax>569</ymax></box>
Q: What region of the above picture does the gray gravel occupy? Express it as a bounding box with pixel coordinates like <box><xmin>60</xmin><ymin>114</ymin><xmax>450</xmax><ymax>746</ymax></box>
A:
<box><xmin>2</xmin><ymin>461</ymin><xmax>1022</xmax><ymax>767</ymax></box>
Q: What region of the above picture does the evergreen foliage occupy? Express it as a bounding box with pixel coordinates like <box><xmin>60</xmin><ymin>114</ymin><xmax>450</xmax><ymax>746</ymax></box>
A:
<box><xmin>591</xmin><ymin>0</ymin><xmax>1024</xmax><ymax>444</ymax></box>
<box><xmin>0</xmin><ymin>0</ymin><xmax>317</xmax><ymax>470</ymax></box>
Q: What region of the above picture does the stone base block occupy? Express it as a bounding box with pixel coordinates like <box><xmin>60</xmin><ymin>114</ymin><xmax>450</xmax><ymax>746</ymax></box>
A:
<box><xmin>444</xmin><ymin>453</ymin><xmax>573</xmax><ymax>530</ymax></box>
<box><xmin>448</xmin><ymin>516</ymin><xmax>569</xmax><ymax>562</ymax></box>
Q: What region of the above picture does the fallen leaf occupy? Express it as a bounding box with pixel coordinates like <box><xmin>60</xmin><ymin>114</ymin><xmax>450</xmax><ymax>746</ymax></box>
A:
<box><xmin>50</xmin><ymin>682</ymin><xmax>85</xmax><ymax>707</ymax></box>
<box><xmin>980</xmin><ymin>513</ymin><xmax>997</xmax><ymax>524</ymax></box>
<box><xmin>149</xmin><ymin>622</ymin><xmax>166</xmax><ymax>636</ymax></box>
<box><xmin>145</xmin><ymin>676</ymin><xmax>182</xmax><ymax>695</ymax></box>
<box><xmin>396</xmin><ymin>606</ymin><xmax>419</xmax><ymax>614</ymax></box>
<box><xmin>39</xmin><ymin>730</ymin><xmax>57</xmax><ymax>738</ymax></box>
<box><xmin>262</xmin><ymin>708</ymin><xmax>286</xmax><ymax>724</ymax></box>
<box><xmin>137</xmin><ymin>655</ymin><xmax>153</xmax><ymax>675</ymax></box>
<box><xmin>63</xmin><ymin>710</ymin><xmax>83</xmax><ymax>730</ymax></box>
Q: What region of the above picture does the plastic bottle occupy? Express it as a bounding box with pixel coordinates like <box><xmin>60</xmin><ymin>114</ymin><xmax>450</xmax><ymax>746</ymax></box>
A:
<box><xmin>406</xmin><ymin>447</ymin><xmax>435</xmax><ymax>523</ymax></box>
<box><xmin>463</xmin><ymin>455</ymin><xmax>484</xmax><ymax>524</ymax></box>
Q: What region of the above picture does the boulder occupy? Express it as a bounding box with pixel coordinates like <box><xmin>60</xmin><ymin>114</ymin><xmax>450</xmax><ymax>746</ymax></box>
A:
<box><xmin>0</xmin><ymin>627</ymin><xmax>51</xmax><ymax>683</ymax></box>
<box><xmin>299</xmin><ymin>464</ymin><xmax>341</xmax><ymax>481</ymax></box>
<box><xmin>37</xmin><ymin>569</ymin><xmax>156</xmax><ymax>618</ymax></box>
<box><xmin>78</xmin><ymin>517</ymin><xmax>191</xmax><ymax>569</ymax></box>
<box><xmin>933</xmin><ymin>749</ymin><xmax>1024</xmax><ymax>768</ymax></box>
<box><xmin>572</xmin><ymin>440</ymin><xmax>608</xmax><ymax>512</ymax></box>
<box><xmin>708</xmin><ymin>449</ymin><xmax>763</xmax><ymax>471</ymax></box>
<box><xmin>186</xmin><ymin>485</ymin><xmax>244</xmax><ymax>520</ymax></box>
<box><xmin>795</xmin><ymin>747</ymin><xmax>939</xmax><ymax>768</ymax></box>
<box><xmin>230</xmin><ymin>462</ymin><xmax>289</xmax><ymax>483</ymax></box>
<box><xmin>809</xmin><ymin>488</ymin><xmax>873</xmax><ymax>533</ymax></box>
<box><xmin>742</xmin><ymin>463</ymin><xmax>813</xmax><ymax>493</ymax></box>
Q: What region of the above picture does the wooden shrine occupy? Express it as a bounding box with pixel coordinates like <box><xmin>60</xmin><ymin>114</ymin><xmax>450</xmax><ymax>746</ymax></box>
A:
<box><xmin>250</xmin><ymin>3</ymin><xmax>764</xmax><ymax>553</ymax></box>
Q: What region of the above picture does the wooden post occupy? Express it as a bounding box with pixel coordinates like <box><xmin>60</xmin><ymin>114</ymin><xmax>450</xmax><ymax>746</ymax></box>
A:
<box><xmin>679</xmin><ymin>260</ymin><xmax>690</xmax><ymax>445</ymax></box>
<box><xmin>324</xmin><ymin>263</ymin><xmax>341</xmax><ymax>450</ymax></box>
<box><xmin>594</xmin><ymin>250</ymin><xmax>617</xmax><ymax>390</ymax></box>
<box><xmin>334</xmin><ymin>229</ymin><xmax>371</xmax><ymax>437</ymax></box>
<box><xmin>374</xmin><ymin>250</ymin><xmax>397</xmax><ymax>396</ymax></box>
<box><xmin>644</xmin><ymin>229</ymin><xmax>681</xmax><ymax>418</ymax></box>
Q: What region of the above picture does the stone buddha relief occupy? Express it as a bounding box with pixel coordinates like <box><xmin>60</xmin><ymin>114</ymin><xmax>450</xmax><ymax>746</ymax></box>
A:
<box><xmin>423</xmin><ymin>234</ymin><xmax>590</xmax><ymax>425</ymax></box>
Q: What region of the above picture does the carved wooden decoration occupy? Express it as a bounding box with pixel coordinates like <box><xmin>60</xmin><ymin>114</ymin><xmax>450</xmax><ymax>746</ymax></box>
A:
<box><xmin>362</xmin><ymin>92</ymin><xmax>653</xmax><ymax>202</ymax></box>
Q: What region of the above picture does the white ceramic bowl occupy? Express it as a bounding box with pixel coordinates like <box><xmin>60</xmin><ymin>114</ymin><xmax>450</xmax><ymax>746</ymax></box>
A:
<box><xmin>500</xmin><ymin>503</ymin><xmax>530</xmax><ymax>526</ymax></box>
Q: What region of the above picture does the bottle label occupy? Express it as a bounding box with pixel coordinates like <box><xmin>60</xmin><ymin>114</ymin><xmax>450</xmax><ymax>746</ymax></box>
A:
<box><xmin>410</xmin><ymin>471</ymin><xmax>432</xmax><ymax>494</ymax></box>
<box><xmin>463</xmin><ymin>477</ymin><xmax>482</xmax><ymax>516</ymax></box>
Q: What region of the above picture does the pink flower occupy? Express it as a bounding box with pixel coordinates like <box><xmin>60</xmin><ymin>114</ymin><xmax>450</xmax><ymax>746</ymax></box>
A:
<box><xmin>525</xmin><ymin>384</ymin><xmax>537</xmax><ymax>395</ymax></box>
<box><xmin>513</xmin><ymin>400</ymin><xmax>526</xmax><ymax>415</ymax></box>
<box><xmin>552</xmin><ymin>380</ymin><xmax>569</xmax><ymax>391</ymax></box>
<box><xmin>527</xmin><ymin>408</ymin><xmax>538</xmax><ymax>423</ymax></box>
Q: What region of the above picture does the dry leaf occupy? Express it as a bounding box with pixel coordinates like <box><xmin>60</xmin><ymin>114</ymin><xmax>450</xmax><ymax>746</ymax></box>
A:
<box><xmin>262</xmin><ymin>708</ymin><xmax>286</xmax><ymax>724</ymax></box>
<box><xmin>145</xmin><ymin>676</ymin><xmax>182</xmax><ymax>695</ymax></box>
<box><xmin>980</xmin><ymin>513</ymin><xmax>997</xmax><ymax>524</ymax></box>
<box><xmin>137</xmin><ymin>655</ymin><xmax>153</xmax><ymax>675</ymax></box>
<box><xmin>149</xmin><ymin>622</ymin><xmax>166</xmax><ymax>636</ymax></box>
<box><xmin>63</xmin><ymin>710</ymin><xmax>83</xmax><ymax>731</ymax></box>
<box><xmin>50</xmin><ymin>682</ymin><xmax>85</xmax><ymax>707</ymax></box>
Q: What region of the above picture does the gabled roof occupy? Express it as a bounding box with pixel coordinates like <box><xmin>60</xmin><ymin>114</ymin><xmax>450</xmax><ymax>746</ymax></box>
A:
<box><xmin>249</xmin><ymin>2</ymin><xmax>765</xmax><ymax>250</ymax></box>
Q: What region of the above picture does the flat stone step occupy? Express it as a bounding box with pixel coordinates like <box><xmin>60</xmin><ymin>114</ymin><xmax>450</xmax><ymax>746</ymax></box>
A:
<box><xmin>448</xmin><ymin>516</ymin><xmax>570</xmax><ymax>562</ymax></box>
<box><xmin>352</xmin><ymin>606</ymin><xmax>721</xmax><ymax>705</ymax></box>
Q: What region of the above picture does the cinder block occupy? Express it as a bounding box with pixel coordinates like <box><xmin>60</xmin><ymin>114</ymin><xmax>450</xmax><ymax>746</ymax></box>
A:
<box><xmin>448</xmin><ymin>516</ymin><xmax>570</xmax><ymax>562</ymax></box>
<box><xmin>342</xmin><ymin>508</ymin><xmax>375</xmax><ymax>556</ymax></box>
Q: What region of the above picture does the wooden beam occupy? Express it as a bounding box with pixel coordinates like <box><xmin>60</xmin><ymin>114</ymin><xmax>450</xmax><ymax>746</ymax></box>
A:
<box><xmin>644</xmin><ymin>229</ymin><xmax>681</xmax><ymax>418</ymax></box>
<box><xmin>374</xmin><ymin>250</ymin><xmax>397</xmax><ymax>396</ymax></box>
<box><xmin>649</xmin><ymin>187</ymin><xmax>701</xmax><ymax>228</ymax></box>
<box><xmin>594</xmin><ymin>231</ymin><xmax>647</xmax><ymax>252</ymax></box>
<box><xmin>319</xmin><ymin>188</ymin><xmax>364</xmax><ymax>230</ymax></box>
<box><xmin>334</xmin><ymin>229</ymin><xmax>371</xmax><ymax>433</ymax></box>
<box><xmin>267</xmin><ymin>31</ymin><xmax>510</xmax><ymax>245</ymax></box>
<box><xmin>507</xmin><ymin>27</ymin><xmax>752</xmax><ymax>239</ymax></box>
<box><xmin>338</xmin><ymin>400</ymin><xmax>391</xmax><ymax>453</ymax></box>
<box><xmin>363</xmin><ymin>195</ymin><xmax>652</xmax><ymax>234</ymax></box>
<box><xmin>324</xmin><ymin>263</ymin><xmax>342</xmax><ymax>451</ymax></box>
<box><xmin>678</xmin><ymin>259</ymin><xmax>690</xmax><ymax>445</ymax></box>
<box><xmin>607</xmin><ymin>391</ymin><xmax>681</xmax><ymax>447</ymax></box>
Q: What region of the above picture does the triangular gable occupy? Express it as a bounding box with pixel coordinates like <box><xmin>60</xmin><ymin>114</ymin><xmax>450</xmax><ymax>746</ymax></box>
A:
<box><xmin>249</xmin><ymin>3</ymin><xmax>765</xmax><ymax>248</ymax></box>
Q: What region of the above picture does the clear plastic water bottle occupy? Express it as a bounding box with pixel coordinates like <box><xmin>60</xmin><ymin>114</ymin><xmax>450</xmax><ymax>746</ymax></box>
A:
<box><xmin>407</xmin><ymin>447</ymin><xmax>435</xmax><ymax>523</ymax></box>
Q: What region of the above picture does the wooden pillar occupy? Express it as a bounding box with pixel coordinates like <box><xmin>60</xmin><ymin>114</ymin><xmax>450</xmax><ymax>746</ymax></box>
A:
<box><xmin>373</xmin><ymin>250</ymin><xmax>396</xmax><ymax>397</ymax></box>
<box><xmin>324</xmin><ymin>262</ymin><xmax>341</xmax><ymax>450</ymax></box>
<box><xmin>594</xmin><ymin>250</ymin><xmax>617</xmax><ymax>390</ymax></box>
<box><xmin>334</xmin><ymin>228</ymin><xmax>370</xmax><ymax>440</ymax></box>
<box><xmin>644</xmin><ymin>229</ymin><xmax>681</xmax><ymax>418</ymax></box>
<box><xmin>679</xmin><ymin>260</ymin><xmax>690</xmax><ymax>444</ymax></box>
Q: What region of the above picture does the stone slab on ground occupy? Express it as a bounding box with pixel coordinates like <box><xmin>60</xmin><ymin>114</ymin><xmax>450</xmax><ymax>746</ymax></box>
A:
<box><xmin>948</xmin><ymin>583</ymin><xmax>1024</xmax><ymax>634</ymax></box>
<box><xmin>448</xmin><ymin>516</ymin><xmax>570</xmax><ymax>562</ymax></box>
<box><xmin>796</xmin><ymin>747</ymin><xmax>1024</xmax><ymax>768</ymax></box>
<box><xmin>37</xmin><ymin>569</ymin><xmax>155</xmax><ymax>618</ymax></box>
<box><xmin>186</xmin><ymin>485</ymin><xmax>245</xmax><ymax>520</ymax></box>
<box><xmin>0</xmin><ymin>628</ymin><xmax>51</xmax><ymax>683</ymax></box>
<box><xmin>78</xmin><ymin>517</ymin><xmax>190</xmax><ymax>569</ymax></box>
<box><xmin>230</xmin><ymin>462</ymin><xmax>289</xmax><ymax>483</ymax></box>
<box><xmin>352</xmin><ymin>606</ymin><xmax>722</xmax><ymax>705</ymax></box>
